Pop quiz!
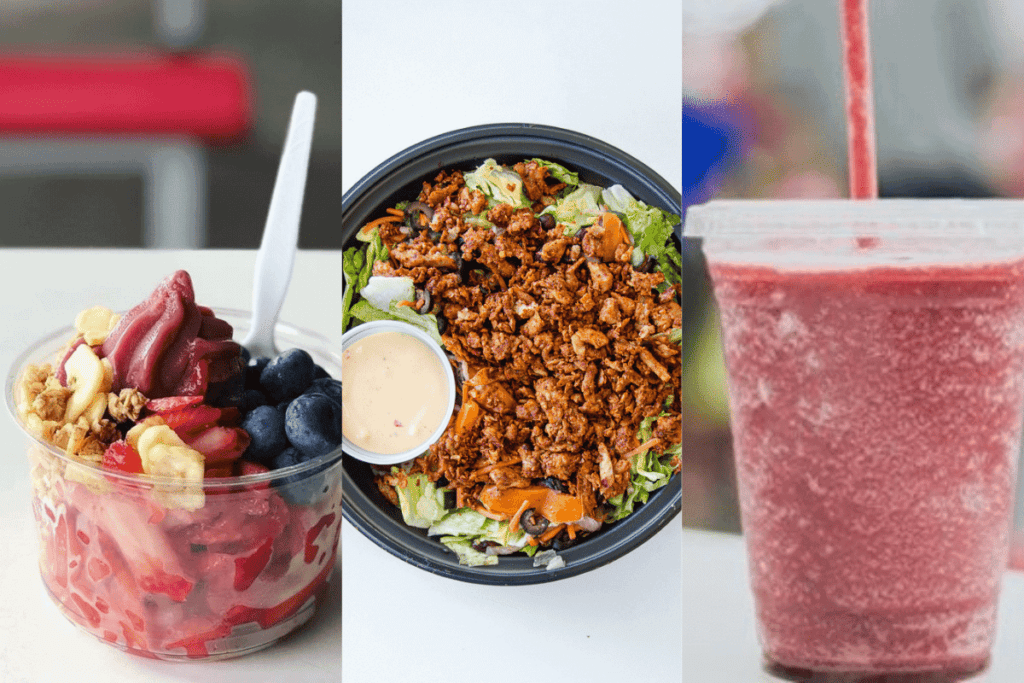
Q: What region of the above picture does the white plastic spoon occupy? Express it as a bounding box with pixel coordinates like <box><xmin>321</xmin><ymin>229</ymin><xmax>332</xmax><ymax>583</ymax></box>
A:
<box><xmin>242</xmin><ymin>91</ymin><xmax>318</xmax><ymax>359</ymax></box>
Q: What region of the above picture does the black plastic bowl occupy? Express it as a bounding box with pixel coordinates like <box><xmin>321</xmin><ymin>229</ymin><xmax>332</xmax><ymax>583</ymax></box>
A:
<box><xmin>342</xmin><ymin>123</ymin><xmax>682</xmax><ymax>585</ymax></box>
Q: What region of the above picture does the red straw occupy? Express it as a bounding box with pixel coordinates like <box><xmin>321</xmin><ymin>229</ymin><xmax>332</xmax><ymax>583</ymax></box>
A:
<box><xmin>839</xmin><ymin>0</ymin><xmax>878</xmax><ymax>199</ymax></box>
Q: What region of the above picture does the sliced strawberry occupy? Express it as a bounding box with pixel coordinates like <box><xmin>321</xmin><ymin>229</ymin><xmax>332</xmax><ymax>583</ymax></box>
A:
<box><xmin>217</xmin><ymin>406</ymin><xmax>242</xmax><ymax>427</ymax></box>
<box><xmin>204</xmin><ymin>465</ymin><xmax>235</xmax><ymax>478</ymax></box>
<box><xmin>235</xmin><ymin>460</ymin><xmax>269</xmax><ymax>477</ymax></box>
<box><xmin>184</xmin><ymin>426</ymin><xmax>250</xmax><ymax>464</ymax></box>
<box><xmin>234</xmin><ymin>460</ymin><xmax>271</xmax><ymax>490</ymax></box>
<box><xmin>233</xmin><ymin>536</ymin><xmax>275</xmax><ymax>591</ymax></box>
<box><xmin>103</xmin><ymin>440</ymin><xmax>144</xmax><ymax>474</ymax></box>
<box><xmin>145</xmin><ymin>395</ymin><xmax>204</xmax><ymax>412</ymax></box>
<box><xmin>139</xmin><ymin>568</ymin><xmax>193</xmax><ymax>602</ymax></box>
<box><xmin>160</xmin><ymin>404</ymin><xmax>223</xmax><ymax>435</ymax></box>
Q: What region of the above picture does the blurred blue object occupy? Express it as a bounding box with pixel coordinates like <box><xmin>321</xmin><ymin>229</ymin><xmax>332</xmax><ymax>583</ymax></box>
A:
<box><xmin>681</xmin><ymin>100</ymin><xmax>746</xmax><ymax>341</ymax></box>
<box><xmin>682</xmin><ymin>101</ymin><xmax>746</xmax><ymax>211</ymax></box>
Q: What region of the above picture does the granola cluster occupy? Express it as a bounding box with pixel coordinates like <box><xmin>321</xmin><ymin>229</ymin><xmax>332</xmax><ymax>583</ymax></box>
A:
<box><xmin>16</xmin><ymin>361</ymin><xmax>124</xmax><ymax>463</ymax></box>
<box><xmin>16</xmin><ymin>308</ymin><xmax>151</xmax><ymax>466</ymax></box>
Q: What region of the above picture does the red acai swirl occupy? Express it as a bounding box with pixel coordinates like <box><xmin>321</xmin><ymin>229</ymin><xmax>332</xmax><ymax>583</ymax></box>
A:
<box><xmin>98</xmin><ymin>270</ymin><xmax>241</xmax><ymax>398</ymax></box>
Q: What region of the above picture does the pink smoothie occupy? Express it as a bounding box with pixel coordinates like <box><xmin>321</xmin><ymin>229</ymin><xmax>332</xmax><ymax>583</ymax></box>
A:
<box><xmin>711</xmin><ymin>259</ymin><xmax>1024</xmax><ymax>674</ymax></box>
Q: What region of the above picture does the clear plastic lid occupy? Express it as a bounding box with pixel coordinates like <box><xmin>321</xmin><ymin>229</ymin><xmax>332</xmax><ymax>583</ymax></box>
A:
<box><xmin>684</xmin><ymin>199</ymin><xmax>1024</xmax><ymax>267</ymax></box>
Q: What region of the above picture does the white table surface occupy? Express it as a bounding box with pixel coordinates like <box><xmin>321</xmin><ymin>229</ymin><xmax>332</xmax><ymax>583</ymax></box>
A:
<box><xmin>0</xmin><ymin>249</ymin><xmax>341</xmax><ymax>682</ymax></box>
<box><xmin>341</xmin><ymin>2</ymin><xmax>683</xmax><ymax>682</ymax></box>
<box><xmin>683</xmin><ymin>529</ymin><xmax>1024</xmax><ymax>682</ymax></box>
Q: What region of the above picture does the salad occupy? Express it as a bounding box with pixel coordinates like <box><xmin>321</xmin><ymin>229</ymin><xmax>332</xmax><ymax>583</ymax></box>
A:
<box><xmin>343</xmin><ymin>158</ymin><xmax>681</xmax><ymax>567</ymax></box>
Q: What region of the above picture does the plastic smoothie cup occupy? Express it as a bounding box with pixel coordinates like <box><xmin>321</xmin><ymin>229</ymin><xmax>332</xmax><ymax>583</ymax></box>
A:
<box><xmin>685</xmin><ymin>199</ymin><xmax>1024</xmax><ymax>679</ymax></box>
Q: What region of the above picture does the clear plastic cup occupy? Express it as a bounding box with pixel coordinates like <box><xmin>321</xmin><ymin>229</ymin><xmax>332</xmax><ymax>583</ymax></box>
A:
<box><xmin>6</xmin><ymin>309</ymin><xmax>342</xmax><ymax>661</ymax></box>
<box><xmin>685</xmin><ymin>200</ymin><xmax>1024</xmax><ymax>679</ymax></box>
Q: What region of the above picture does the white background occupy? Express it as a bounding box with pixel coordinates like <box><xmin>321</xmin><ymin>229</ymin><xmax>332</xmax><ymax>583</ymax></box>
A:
<box><xmin>0</xmin><ymin>250</ymin><xmax>341</xmax><ymax>682</ymax></box>
<box><xmin>342</xmin><ymin>1</ymin><xmax>683</xmax><ymax>682</ymax></box>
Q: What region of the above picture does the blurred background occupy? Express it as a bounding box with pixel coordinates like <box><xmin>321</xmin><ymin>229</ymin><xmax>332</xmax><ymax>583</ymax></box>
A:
<box><xmin>682</xmin><ymin>0</ymin><xmax>1024</xmax><ymax>560</ymax></box>
<box><xmin>0</xmin><ymin>0</ymin><xmax>340</xmax><ymax>248</ymax></box>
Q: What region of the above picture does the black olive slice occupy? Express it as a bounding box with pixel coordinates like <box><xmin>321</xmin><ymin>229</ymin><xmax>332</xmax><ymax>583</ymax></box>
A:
<box><xmin>519</xmin><ymin>508</ymin><xmax>550</xmax><ymax>535</ymax></box>
<box><xmin>404</xmin><ymin>201</ymin><xmax>434</xmax><ymax>229</ymax></box>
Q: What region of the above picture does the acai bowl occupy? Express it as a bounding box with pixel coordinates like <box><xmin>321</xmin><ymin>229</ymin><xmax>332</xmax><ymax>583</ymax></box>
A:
<box><xmin>7</xmin><ymin>274</ymin><xmax>342</xmax><ymax>660</ymax></box>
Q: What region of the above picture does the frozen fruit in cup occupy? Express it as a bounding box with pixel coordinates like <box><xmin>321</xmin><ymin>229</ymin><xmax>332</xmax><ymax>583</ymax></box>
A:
<box><xmin>9</xmin><ymin>271</ymin><xmax>342</xmax><ymax>660</ymax></box>
<box><xmin>685</xmin><ymin>200</ymin><xmax>1024</xmax><ymax>679</ymax></box>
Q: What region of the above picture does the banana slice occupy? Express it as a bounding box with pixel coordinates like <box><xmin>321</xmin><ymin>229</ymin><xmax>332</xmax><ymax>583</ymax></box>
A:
<box><xmin>75</xmin><ymin>306</ymin><xmax>121</xmax><ymax>345</ymax></box>
<box><xmin>134</xmin><ymin>423</ymin><xmax>206</xmax><ymax>510</ymax></box>
<box><xmin>82</xmin><ymin>393</ymin><xmax>108</xmax><ymax>428</ymax></box>
<box><xmin>64</xmin><ymin>345</ymin><xmax>108</xmax><ymax>423</ymax></box>
<box><xmin>135</xmin><ymin>425</ymin><xmax>203</xmax><ymax>475</ymax></box>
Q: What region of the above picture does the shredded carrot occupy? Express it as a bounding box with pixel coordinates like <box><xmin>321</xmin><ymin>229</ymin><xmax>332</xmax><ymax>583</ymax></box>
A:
<box><xmin>474</xmin><ymin>458</ymin><xmax>522</xmax><ymax>477</ymax></box>
<box><xmin>527</xmin><ymin>536</ymin><xmax>539</xmax><ymax>546</ymax></box>
<box><xmin>396</xmin><ymin>300</ymin><xmax>417</xmax><ymax>308</ymax></box>
<box><xmin>538</xmin><ymin>524</ymin><xmax>565</xmax><ymax>544</ymax></box>
<box><xmin>359</xmin><ymin>214</ymin><xmax>403</xmax><ymax>234</ymax></box>
<box><xmin>385</xmin><ymin>207</ymin><xmax>404</xmax><ymax>216</ymax></box>
<box><xmin>454</xmin><ymin>399</ymin><xmax>481</xmax><ymax>435</ymax></box>
<box><xmin>457</xmin><ymin>488</ymin><xmax>465</xmax><ymax>510</ymax></box>
<box><xmin>566</xmin><ymin>524</ymin><xmax>576</xmax><ymax>540</ymax></box>
<box><xmin>471</xmin><ymin>505</ymin><xmax>506</xmax><ymax>521</ymax></box>
<box><xmin>623</xmin><ymin>437</ymin><xmax>662</xmax><ymax>461</ymax></box>
<box><xmin>509</xmin><ymin>498</ymin><xmax>531</xmax><ymax>534</ymax></box>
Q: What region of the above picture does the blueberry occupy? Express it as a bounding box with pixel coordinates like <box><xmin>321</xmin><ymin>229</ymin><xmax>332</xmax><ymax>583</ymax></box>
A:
<box><xmin>246</xmin><ymin>356</ymin><xmax>270</xmax><ymax>390</ymax></box>
<box><xmin>272</xmin><ymin>446</ymin><xmax>310</xmax><ymax>469</ymax></box>
<box><xmin>272</xmin><ymin>447</ymin><xmax>329</xmax><ymax>506</ymax></box>
<box><xmin>285</xmin><ymin>394</ymin><xmax>341</xmax><ymax>459</ymax></box>
<box><xmin>206</xmin><ymin>372</ymin><xmax>245</xmax><ymax>408</ymax></box>
<box><xmin>241</xmin><ymin>405</ymin><xmax>289</xmax><ymax>465</ymax></box>
<box><xmin>305</xmin><ymin>378</ymin><xmax>341</xmax><ymax>409</ymax></box>
<box><xmin>260</xmin><ymin>349</ymin><xmax>315</xmax><ymax>402</ymax></box>
<box><xmin>239</xmin><ymin>389</ymin><xmax>268</xmax><ymax>413</ymax></box>
<box><xmin>312</xmin><ymin>364</ymin><xmax>331</xmax><ymax>380</ymax></box>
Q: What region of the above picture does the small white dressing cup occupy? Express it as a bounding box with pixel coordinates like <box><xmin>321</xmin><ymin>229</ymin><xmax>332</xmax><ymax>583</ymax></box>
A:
<box><xmin>341</xmin><ymin>320</ymin><xmax>456</xmax><ymax>466</ymax></box>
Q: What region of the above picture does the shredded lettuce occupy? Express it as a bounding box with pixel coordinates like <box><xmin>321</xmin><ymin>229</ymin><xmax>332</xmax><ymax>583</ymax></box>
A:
<box><xmin>438</xmin><ymin>537</ymin><xmax>497</xmax><ymax>567</ymax></box>
<box><xmin>464</xmin><ymin>158</ymin><xmax>530</xmax><ymax>209</ymax></box>
<box><xmin>428</xmin><ymin>508</ymin><xmax>526</xmax><ymax>547</ymax></box>
<box><xmin>547</xmin><ymin>183</ymin><xmax>603</xmax><ymax>236</ymax></box>
<box><xmin>602</xmin><ymin>184</ymin><xmax>681</xmax><ymax>282</ymax></box>
<box><xmin>428</xmin><ymin>508</ymin><xmax>494</xmax><ymax>537</ymax></box>
<box><xmin>359</xmin><ymin>275</ymin><xmax>415</xmax><ymax>312</ymax></box>
<box><xmin>394</xmin><ymin>473</ymin><xmax>447</xmax><ymax>528</ymax></box>
<box><xmin>530</xmin><ymin>158</ymin><xmax>579</xmax><ymax>187</ymax></box>
<box><xmin>463</xmin><ymin>215</ymin><xmax>494</xmax><ymax>229</ymax></box>
<box><xmin>342</xmin><ymin>230</ymin><xmax>389</xmax><ymax>332</ymax></box>
<box><xmin>391</xmin><ymin>476</ymin><xmax>535</xmax><ymax>566</ymax></box>
<box><xmin>607</xmin><ymin>407</ymin><xmax>680</xmax><ymax>521</ymax></box>
<box><xmin>657</xmin><ymin>243</ymin><xmax>683</xmax><ymax>287</ymax></box>
<box><xmin>349</xmin><ymin>299</ymin><xmax>444</xmax><ymax>347</ymax></box>
<box><xmin>653</xmin><ymin>327</ymin><xmax>682</xmax><ymax>345</ymax></box>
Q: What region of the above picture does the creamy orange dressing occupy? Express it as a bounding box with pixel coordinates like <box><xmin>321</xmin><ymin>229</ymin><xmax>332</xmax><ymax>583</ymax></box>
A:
<box><xmin>342</xmin><ymin>330</ymin><xmax>450</xmax><ymax>455</ymax></box>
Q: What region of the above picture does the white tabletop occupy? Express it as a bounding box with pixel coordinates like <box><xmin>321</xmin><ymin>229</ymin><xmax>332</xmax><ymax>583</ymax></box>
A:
<box><xmin>341</xmin><ymin>2</ymin><xmax>683</xmax><ymax>681</ymax></box>
<box><xmin>0</xmin><ymin>249</ymin><xmax>341</xmax><ymax>682</ymax></box>
<box><xmin>683</xmin><ymin>529</ymin><xmax>1024</xmax><ymax>682</ymax></box>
